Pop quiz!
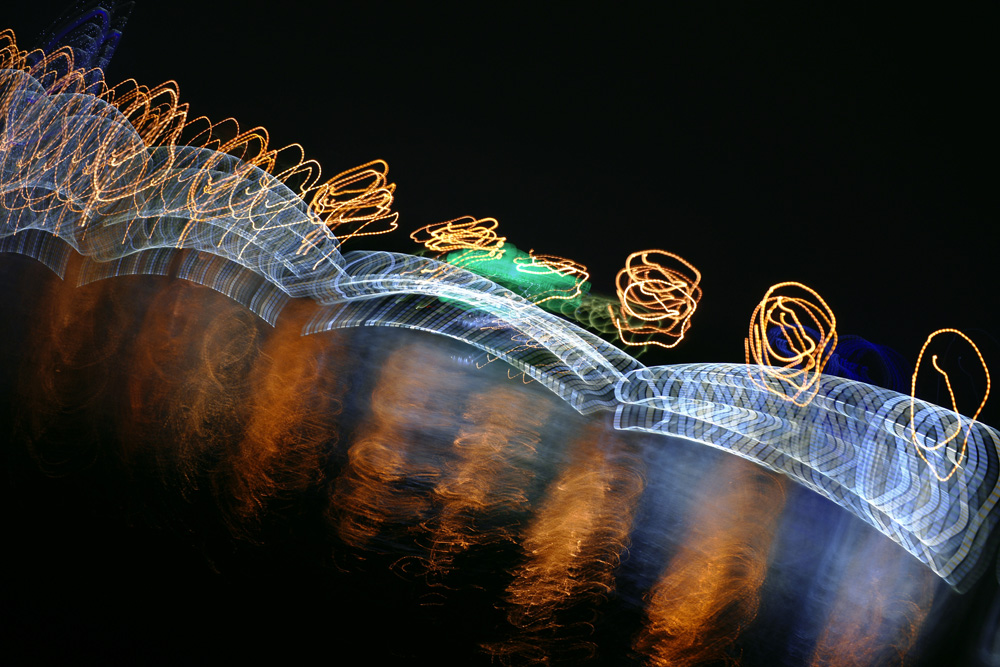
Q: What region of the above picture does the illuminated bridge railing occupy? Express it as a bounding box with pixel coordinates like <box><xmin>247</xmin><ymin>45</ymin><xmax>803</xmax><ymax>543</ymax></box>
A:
<box><xmin>613</xmin><ymin>363</ymin><xmax>1000</xmax><ymax>592</ymax></box>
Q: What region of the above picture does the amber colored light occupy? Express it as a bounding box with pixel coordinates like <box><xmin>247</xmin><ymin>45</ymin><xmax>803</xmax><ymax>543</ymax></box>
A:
<box><xmin>635</xmin><ymin>457</ymin><xmax>785</xmax><ymax>667</ymax></box>
<box><xmin>484</xmin><ymin>424</ymin><xmax>643</xmax><ymax>662</ymax></box>
<box><xmin>309</xmin><ymin>159</ymin><xmax>399</xmax><ymax>243</ymax></box>
<box><xmin>424</xmin><ymin>385</ymin><xmax>547</xmax><ymax>577</ymax></box>
<box><xmin>611</xmin><ymin>250</ymin><xmax>702</xmax><ymax>350</ymax></box>
<box><xmin>744</xmin><ymin>281</ymin><xmax>837</xmax><ymax>407</ymax></box>
<box><xmin>909</xmin><ymin>329</ymin><xmax>991</xmax><ymax>482</ymax></box>
<box><xmin>409</xmin><ymin>216</ymin><xmax>506</xmax><ymax>263</ymax></box>
<box><xmin>0</xmin><ymin>29</ymin><xmax>396</xmax><ymax>256</ymax></box>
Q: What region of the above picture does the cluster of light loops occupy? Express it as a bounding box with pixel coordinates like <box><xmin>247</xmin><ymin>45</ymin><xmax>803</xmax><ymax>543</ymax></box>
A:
<box><xmin>909</xmin><ymin>329</ymin><xmax>991</xmax><ymax>482</ymax></box>
<box><xmin>0</xmin><ymin>29</ymin><xmax>396</xmax><ymax>257</ymax></box>
<box><xmin>409</xmin><ymin>216</ymin><xmax>505</xmax><ymax>266</ymax></box>
<box><xmin>100</xmin><ymin>81</ymin><xmax>187</xmax><ymax>156</ymax></box>
<box><xmin>513</xmin><ymin>251</ymin><xmax>589</xmax><ymax>305</ymax></box>
<box><xmin>744</xmin><ymin>281</ymin><xmax>837</xmax><ymax>407</ymax></box>
<box><xmin>611</xmin><ymin>250</ymin><xmax>702</xmax><ymax>350</ymax></box>
<box><xmin>309</xmin><ymin>160</ymin><xmax>398</xmax><ymax>244</ymax></box>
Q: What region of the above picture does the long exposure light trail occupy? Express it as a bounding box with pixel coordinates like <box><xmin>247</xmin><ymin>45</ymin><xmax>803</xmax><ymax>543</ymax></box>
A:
<box><xmin>2</xmin><ymin>18</ymin><xmax>999</xmax><ymax>666</ymax></box>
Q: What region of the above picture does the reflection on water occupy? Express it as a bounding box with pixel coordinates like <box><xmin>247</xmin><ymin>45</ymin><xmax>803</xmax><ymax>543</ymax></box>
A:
<box><xmin>636</xmin><ymin>455</ymin><xmax>785</xmax><ymax>666</ymax></box>
<box><xmin>0</xmin><ymin>257</ymin><xmax>995</xmax><ymax>665</ymax></box>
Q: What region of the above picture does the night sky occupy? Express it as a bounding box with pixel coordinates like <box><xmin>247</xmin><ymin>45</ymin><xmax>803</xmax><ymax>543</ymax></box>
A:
<box><xmin>3</xmin><ymin>2</ymin><xmax>999</xmax><ymax>665</ymax></box>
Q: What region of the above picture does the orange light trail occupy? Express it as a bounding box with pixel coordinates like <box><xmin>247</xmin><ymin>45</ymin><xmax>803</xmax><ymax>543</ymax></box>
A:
<box><xmin>409</xmin><ymin>216</ymin><xmax>506</xmax><ymax>265</ymax></box>
<box><xmin>611</xmin><ymin>250</ymin><xmax>702</xmax><ymax>350</ymax></box>
<box><xmin>745</xmin><ymin>281</ymin><xmax>837</xmax><ymax>407</ymax></box>
<box><xmin>909</xmin><ymin>328</ymin><xmax>991</xmax><ymax>482</ymax></box>
<box><xmin>309</xmin><ymin>160</ymin><xmax>399</xmax><ymax>244</ymax></box>
<box><xmin>15</xmin><ymin>254</ymin><xmax>124</xmax><ymax>474</ymax></box>
<box><xmin>122</xmin><ymin>276</ymin><xmax>263</xmax><ymax>536</ymax></box>
<box><xmin>235</xmin><ymin>301</ymin><xmax>346</xmax><ymax>530</ymax></box>
<box><xmin>0</xmin><ymin>30</ymin><xmax>396</xmax><ymax>253</ymax></box>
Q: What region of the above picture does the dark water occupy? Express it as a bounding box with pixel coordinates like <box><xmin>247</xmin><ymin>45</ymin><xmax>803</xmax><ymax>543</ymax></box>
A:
<box><xmin>0</xmin><ymin>252</ymin><xmax>996</xmax><ymax>666</ymax></box>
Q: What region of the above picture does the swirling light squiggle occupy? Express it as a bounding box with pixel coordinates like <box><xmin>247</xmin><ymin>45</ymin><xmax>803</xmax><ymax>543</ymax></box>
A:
<box><xmin>910</xmin><ymin>329</ymin><xmax>991</xmax><ymax>482</ymax></box>
<box><xmin>745</xmin><ymin>281</ymin><xmax>838</xmax><ymax>407</ymax></box>
<box><xmin>612</xmin><ymin>249</ymin><xmax>702</xmax><ymax>350</ymax></box>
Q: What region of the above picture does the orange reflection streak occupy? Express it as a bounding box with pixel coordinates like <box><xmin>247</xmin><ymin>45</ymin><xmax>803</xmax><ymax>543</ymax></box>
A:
<box><xmin>13</xmin><ymin>249</ymin><xmax>341</xmax><ymax>542</ymax></box>
<box><xmin>331</xmin><ymin>344</ymin><xmax>464</xmax><ymax>549</ymax></box>
<box><xmin>809</xmin><ymin>535</ymin><xmax>935</xmax><ymax>667</ymax></box>
<box><xmin>612</xmin><ymin>250</ymin><xmax>702</xmax><ymax>350</ymax></box>
<box><xmin>745</xmin><ymin>281</ymin><xmax>837</xmax><ymax>407</ymax></box>
<box><xmin>409</xmin><ymin>216</ymin><xmax>506</xmax><ymax>265</ymax></box>
<box><xmin>0</xmin><ymin>29</ymin><xmax>395</xmax><ymax>250</ymax></box>
<box><xmin>909</xmin><ymin>328</ymin><xmax>991</xmax><ymax>482</ymax></box>
<box><xmin>514</xmin><ymin>250</ymin><xmax>590</xmax><ymax>306</ymax></box>
<box><xmin>121</xmin><ymin>275</ymin><xmax>263</xmax><ymax>535</ymax></box>
<box><xmin>484</xmin><ymin>423</ymin><xmax>644</xmax><ymax>664</ymax></box>
<box><xmin>15</xmin><ymin>254</ymin><xmax>130</xmax><ymax>474</ymax></box>
<box><xmin>423</xmin><ymin>385</ymin><xmax>549</xmax><ymax>578</ymax></box>
<box><xmin>234</xmin><ymin>301</ymin><xmax>346</xmax><ymax>530</ymax></box>
<box><xmin>635</xmin><ymin>456</ymin><xmax>786</xmax><ymax>667</ymax></box>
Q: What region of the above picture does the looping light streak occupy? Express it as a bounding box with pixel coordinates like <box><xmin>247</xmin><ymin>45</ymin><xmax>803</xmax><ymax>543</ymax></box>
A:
<box><xmin>745</xmin><ymin>281</ymin><xmax>837</xmax><ymax>407</ymax></box>
<box><xmin>513</xmin><ymin>250</ymin><xmax>589</xmax><ymax>306</ymax></box>
<box><xmin>309</xmin><ymin>159</ymin><xmax>398</xmax><ymax>243</ymax></box>
<box><xmin>410</xmin><ymin>216</ymin><xmax>506</xmax><ymax>265</ymax></box>
<box><xmin>612</xmin><ymin>250</ymin><xmax>702</xmax><ymax>350</ymax></box>
<box><xmin>0</xmin><ymin>28</ymin><xmax>395</xmax><ymax>268</ymax></box>
<box><xmin>909</xmin><ymin>329</ymin><xmax>991</xmax><ymax>482</ymax></box>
